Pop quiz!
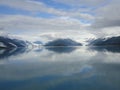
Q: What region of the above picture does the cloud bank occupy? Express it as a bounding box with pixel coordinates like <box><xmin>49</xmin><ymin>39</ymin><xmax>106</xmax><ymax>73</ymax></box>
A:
<box><xmin>0</xmin><ymin>0</ymin><xmax>120</xmax><ymax>41</ymax></box>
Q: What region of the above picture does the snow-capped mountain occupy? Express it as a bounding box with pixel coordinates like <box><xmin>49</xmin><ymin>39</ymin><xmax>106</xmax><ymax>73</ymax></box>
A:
<box><xmin>89</xmin><ymin>36</ymin><xmax>120</xmax><ymax>46</ymax></box>
<box><xmin>0</xmin><ymin>35</ymin><xmax>29</xmax><ymax>48</ymax></box>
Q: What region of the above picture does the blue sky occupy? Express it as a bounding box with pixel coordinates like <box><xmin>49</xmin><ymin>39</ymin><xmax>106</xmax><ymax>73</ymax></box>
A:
<box><xmin>0</xmin><ymin>0</ymin><xmax>96</xmax><ymax>18</ymax></box>
<box><xmin>0</xmin><ymin>0</ymin><xmax>120</xmax><ymax>41</ymax></box>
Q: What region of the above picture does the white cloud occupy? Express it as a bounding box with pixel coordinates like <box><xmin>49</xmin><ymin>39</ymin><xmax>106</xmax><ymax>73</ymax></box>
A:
<box><xmin>0</xmin><ymin>0</ymin><xmax>120</xmax><ymax>39</ymax></box>
<box><xmin>0</xmin><ymin>0</ymin><xmax>94</xmax><ymax>20</ymax></box>
<box><xmin>0</xmin><ymin>0</ymin><xmax>61</xmax><ymax>15</ymax></box>
<box><xmin>0</xmin><ymin>15</ymin><xmax>86</xmax><ymax>31</ymax></box>
<box><xmin>91</xmin><ymin>0</ymin><xmax>120</xmax><ymax>28</ymax></box>
<box><xmin>52</xmin><ymin>0</ymin><xmax>106</xmax><ymax>7</ymax></box>
<box><xmin>89</xmin><ymin>27</ymin><xmax>120</xmax><ymax>38</ymax></box>
<box><xmin>88</xmin><ymin>0</ymin><xmax>120</xmax><ymax>37</ymax></box>
<box><xmin>0</xmin><ymin>14</ymin><xmax>96</xmax><ymax>43</ymax></box>
<box><xmin>0</xmin><ymin>15</ymin><xmax>93</xmax><ymax>42</ymax></box>
<box><xmin>37</xmin><ymin>31</ymin><xmax>95</xmax><ymax>43</ymax></box>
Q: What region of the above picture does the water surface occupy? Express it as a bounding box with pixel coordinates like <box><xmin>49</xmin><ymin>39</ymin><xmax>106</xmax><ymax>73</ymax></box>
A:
<box><xmin>0</xmin><ymin>46</ymin><xmax>120</xmax><ymax>90</ymax></box>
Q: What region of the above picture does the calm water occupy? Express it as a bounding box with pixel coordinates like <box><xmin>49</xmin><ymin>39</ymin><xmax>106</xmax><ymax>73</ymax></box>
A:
<box><xmin>0</xmin><ymin>46</ymin><xmax>120</xmax><ymax>90</ymax></box>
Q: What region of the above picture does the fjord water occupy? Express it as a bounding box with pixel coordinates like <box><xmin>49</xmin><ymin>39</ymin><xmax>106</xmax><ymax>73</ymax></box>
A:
<box><xmin>0</xmin><ymin>46</ymin><xmax>120</xmax><ymax>90</ymax></box>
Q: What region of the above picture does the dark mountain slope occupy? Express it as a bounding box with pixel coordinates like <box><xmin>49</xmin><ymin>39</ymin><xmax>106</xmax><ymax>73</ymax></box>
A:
<box><xmin>45</xmin><ymin>39</ymin><xmax>82</xmax><ymax>46</ymax></box>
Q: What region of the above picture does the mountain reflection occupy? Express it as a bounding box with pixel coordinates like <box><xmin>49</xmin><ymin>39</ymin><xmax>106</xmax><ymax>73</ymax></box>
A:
<box><xmin>0</xmin><ymin>47</ymin><xmax>120</xmax><ymax>90</ymax></box>
<box><xmin>0</xmin><ymin>48</ymin><xmax>28</xmax><ymax>59</ymax></box>
<box><xmin>89</xmin><ymin>46</ymin><xmax>120</xmax><ymax>53</ymax></box>
<box><xmin>45</xmin><ymin>46</ymin><xmax>77</xmax><ymax>53</ymax></box>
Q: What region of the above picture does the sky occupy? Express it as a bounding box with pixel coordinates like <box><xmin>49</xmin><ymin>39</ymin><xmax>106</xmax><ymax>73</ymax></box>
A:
<box><xmin>0</xmin><ymin>0</ymin><xmax>120</xmax><ymax>42</ymax></box>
